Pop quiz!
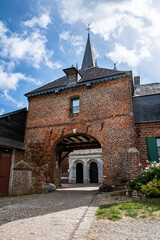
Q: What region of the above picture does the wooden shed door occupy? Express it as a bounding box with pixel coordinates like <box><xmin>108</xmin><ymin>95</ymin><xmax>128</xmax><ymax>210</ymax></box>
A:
<box><xmin>0</xmin><ymin>148</ymin><xmax>12</xmax><ymax>196</ymax></box>
<box><xmin>90</xmin><ymin>162</ymin><xmax>98</xmax><ymax>183</ymax></box>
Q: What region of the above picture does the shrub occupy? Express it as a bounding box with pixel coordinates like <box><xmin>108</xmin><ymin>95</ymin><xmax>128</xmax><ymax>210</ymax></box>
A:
<box><xmin>141</xmin><ymin>179</ymin><xmax>160</xmax><ymax>197</ymax></box>
<box><xmin>128</xmin><ymin>163</ymin><xmax>160</xmax><ymax>195</ymax></box>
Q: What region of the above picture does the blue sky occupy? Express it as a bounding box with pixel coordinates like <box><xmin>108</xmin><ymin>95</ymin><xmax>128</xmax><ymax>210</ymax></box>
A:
<box><xmin>0</xmin><ymin>0</ymin><xmax>160</xmax><ymax>114</ymax></box>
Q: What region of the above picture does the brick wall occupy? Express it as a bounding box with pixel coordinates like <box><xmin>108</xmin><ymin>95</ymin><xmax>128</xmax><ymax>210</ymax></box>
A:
<box><xmin>61</xmin><ymin>152</ymin><xmax>69</xmax><ymax>183</ymax></box>
<box><xmin>11</xmin><ymin>160</ymin><xmax>32</xmax><ymax>196</ymax></box>
<box><xmin>25</xmin><ymin>76</ymin><xmax>137</xmax><ymax>192</ymax></box>
<box><xmin>135</xmin><ymin>122</ymin><xmax>160</xmax><ymax>167</ymax></box>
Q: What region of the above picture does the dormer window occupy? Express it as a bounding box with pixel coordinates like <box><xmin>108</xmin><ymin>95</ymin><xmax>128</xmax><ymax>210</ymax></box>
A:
<box><xmin>70</xmin><ymin>97</ymin><xmax>80</xmax><ymax>114</ymax></box>
<box><xmin>63</xmin><ymin>67</ymin><xmax>82</xmax><ymax>85</ymax></box>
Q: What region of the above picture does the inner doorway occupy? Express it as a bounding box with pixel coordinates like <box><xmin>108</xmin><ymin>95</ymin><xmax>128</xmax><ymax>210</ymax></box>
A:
<box><xmin>76</xmin><ymin>162</ymin><xmax>83</xmax><ymax>183</ymax></box>
<box><xmin>90</xmin><ymin>162</ymin><xmax>98</xmax><ymax>183</ymax></box>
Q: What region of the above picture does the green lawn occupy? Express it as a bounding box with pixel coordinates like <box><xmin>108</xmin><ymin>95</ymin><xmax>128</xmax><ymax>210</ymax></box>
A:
<box><xmin>96</xmin><ymin>198</ymin><xmax>160</xmax><ymax>221</ymax></box>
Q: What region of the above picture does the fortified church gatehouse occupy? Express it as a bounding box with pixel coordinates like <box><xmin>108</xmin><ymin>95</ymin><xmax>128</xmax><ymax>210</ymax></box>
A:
<box><xmin>24</xmin><ymin>31</ymin><xmax>140</xmax><ymax>193</ymax></box>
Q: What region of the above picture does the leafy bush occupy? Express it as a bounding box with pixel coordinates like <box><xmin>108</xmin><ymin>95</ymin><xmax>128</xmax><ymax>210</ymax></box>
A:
<box><xmin>141</xmin><ymin>179</ymin><xmax>160</xmax><ymax>197</ymax></box>
<box><xmin>128</xmin><ymin>163</ymin><xmax>160</xmax><ymax>196</ymax></box>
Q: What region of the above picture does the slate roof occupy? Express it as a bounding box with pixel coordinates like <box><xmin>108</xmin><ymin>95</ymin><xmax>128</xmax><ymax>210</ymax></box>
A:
<box><xmin>25</xmin><ymin>67</ymin><xmax>126</xmax><ymax>97</ymax></box>
<box><xmin>134</xmin><ymin>83</ymin><xmax>160</xmax><ymax>96</ymax></box>
<box><xmin>0</xmin><ymin>108</ymin><xmax>27</xmax><ymax>143</ymax></box>
<box><xmin>81</xmin><ymin>34</ymin><xmax>96</xmax><ymax>69</ymax></box>
<box><xmin>133</xmin><ymin>94</ymin><xmax>160</xmax><ymax>123</ymax></box>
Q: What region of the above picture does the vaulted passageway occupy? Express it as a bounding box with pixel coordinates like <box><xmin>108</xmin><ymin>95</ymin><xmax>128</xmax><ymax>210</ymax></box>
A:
<box><xmin>56</xmin><ymin>133</ymin><xmax>101</xmax><ymax>152</ymax></box>
<box><xmin>54</xmin><ymin>133</ymin><xmax>103</xmax><ymax>186</ymax></box>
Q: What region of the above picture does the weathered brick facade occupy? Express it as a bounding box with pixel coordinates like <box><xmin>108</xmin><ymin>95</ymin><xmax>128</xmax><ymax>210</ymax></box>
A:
<box><xmin>24</xmin><ymin>75</ymin><xmax>140</xmax><ymax>192</ymax></box>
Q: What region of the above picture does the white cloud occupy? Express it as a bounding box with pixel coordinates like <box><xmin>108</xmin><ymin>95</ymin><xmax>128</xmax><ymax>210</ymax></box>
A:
<box><xmin>2</xmin><ymin>90</ymin><xmax>24</xmax><ymax>108</ymax></box>
<box><xmin>0</xmin><ymin>62</ymin><xmax>41</xmax><ymax>91</ymax></box>
<box><xmin>59</xmin><ymin>31</ymin><xmax>70</xmax><ymax>40</ymax></box>
<box><xmin>0</xmin><ymin>108</ymin><xmax>5</xmax><ymax>115</ymax></box>
<box><xmin>57</xmin><ymin>0</ymin><xmax>160</xmax><ymax>72</ymax></box>
<box><xmin>71</xmin><ymin>35</ymin><xmax>83</xmax><ymax>46</ymax></box>
<box><xmin>23</xmin><ymin>13</ymin><xmax>51</xmax><ymax>29</ymax></box>
<box><xmin>0</xmin><ymin>20</ymin><xmax>60</xmax><ymax>69</ymax></box>
<box><xmin>59</xmin><ymin>44</ymin><xmax>65</xmax><ymax>53</ymax></box>
<box><xmin>75</xmin><ymin>46</ymin><xmax>83</xmax><ymax>55</ymax></box>
<box><xmin>107</xmin><ymin>43</ymin><xmax>150</xmax><ymax>68</ymax></box>
<box><xmin>59</xmin><ymin>31</ymin><xmax>84</xmax><ymax>55</ymax></box>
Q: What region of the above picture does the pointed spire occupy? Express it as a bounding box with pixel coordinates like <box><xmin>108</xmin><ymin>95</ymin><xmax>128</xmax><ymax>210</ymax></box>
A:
<box><xmin>113</xmin><ymin>63</ymin><xmax>117</xmax><ymax>70</ymax></box>
<box><xmin>81</xmin><ymin>27</ymin><xmax>96</xmax><ymax>69</ymax></box>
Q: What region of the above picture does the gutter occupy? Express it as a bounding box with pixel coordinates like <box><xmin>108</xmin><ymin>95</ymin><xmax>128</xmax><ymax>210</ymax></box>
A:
<box><xmin>25</xmin><ymin>72</ymin><xmax>131</xmax><ymax>98</ymax></box>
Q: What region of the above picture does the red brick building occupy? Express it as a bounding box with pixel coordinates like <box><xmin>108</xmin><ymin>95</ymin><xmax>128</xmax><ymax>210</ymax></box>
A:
<box><xmin>24</xmin><ymin>34</ymin><xmax>160</xmax><ymax>193</ymax></box>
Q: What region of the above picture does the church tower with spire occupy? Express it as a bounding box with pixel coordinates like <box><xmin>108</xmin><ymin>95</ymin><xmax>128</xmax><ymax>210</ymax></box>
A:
<box><xmin>24</xmin><ymin>26</ymin><xmax>140</xmax><ymax>194</ymax></box>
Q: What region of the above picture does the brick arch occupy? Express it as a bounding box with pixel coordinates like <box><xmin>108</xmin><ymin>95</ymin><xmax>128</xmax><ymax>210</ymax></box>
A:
<box><xmin>51</xmin><ymin>132</ymin><xmax>102</xmax><ymax>186</ymax></box>
<box><xmin>53</xmin><ymin>132</ymin><xmax>102</xmax><ymax>149</ymax></box>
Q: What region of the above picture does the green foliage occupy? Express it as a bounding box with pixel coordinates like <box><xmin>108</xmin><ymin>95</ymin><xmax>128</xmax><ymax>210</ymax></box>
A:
<box><xmin>96</xmin><ymin>203</ymin><xmax>122</xmax><ymax>221</ymax></box>
<box><xmin>96</xmin><ymin>199</ymin><xmax>160</xmax><ymax>221</ymax></box>
<box><xmin>141</xmin><ymin>179</ymin><xmax>160</xmax><ymax>197</ymax></box>
<box><xmin>128</xmin><ymin>164</ymin><xmax>160</xmax><ymax>194</ymax></box>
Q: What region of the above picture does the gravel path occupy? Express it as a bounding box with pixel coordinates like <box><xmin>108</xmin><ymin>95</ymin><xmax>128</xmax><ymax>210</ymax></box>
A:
<box><xmin>87</xmin><ymin>218</ymin><xmax>160</xmax><ymax>240</ymax></box>
<box><xmin>87</xmin><ymin>192</ymin><xmax>160</xmax><ymax>240</ymax></box>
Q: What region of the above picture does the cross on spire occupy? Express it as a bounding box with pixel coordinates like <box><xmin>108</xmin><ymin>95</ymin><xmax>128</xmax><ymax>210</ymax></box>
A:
<box><xmin>86</xmin><ymin>24</ymin><xmax>92</xmax><ymax>35</ymax></box>
<box><xmin>81</xmin><ymin>24</ymin><xmax>96</xmax><ymax>69</ymax></box>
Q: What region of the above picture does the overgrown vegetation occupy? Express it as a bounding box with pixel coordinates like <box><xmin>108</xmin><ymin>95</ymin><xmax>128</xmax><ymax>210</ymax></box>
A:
<box><xmin>128</xmin><ymin>162</ymin><xmax>160</xmax><ymax>197</ymax></box>
<box><xmin>96</xmin><ymin>199</ymin><xmax>160</xmax><ymax>221</ymax></box>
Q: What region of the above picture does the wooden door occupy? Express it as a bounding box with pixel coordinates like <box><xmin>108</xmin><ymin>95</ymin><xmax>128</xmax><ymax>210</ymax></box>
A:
<box><xmin>76</xmin><ymin>162</ymin><xmax>83</xmax><ymax>183</ymax></box>
<box><xmin>90</xmin><ymin>162</ymin><xmax>98</xmax><ymax>183</ymax></box>
<box><xmin>0</xmin><ymin>148</ymin><xmax>12</xmax><ymax>196</ymax></box>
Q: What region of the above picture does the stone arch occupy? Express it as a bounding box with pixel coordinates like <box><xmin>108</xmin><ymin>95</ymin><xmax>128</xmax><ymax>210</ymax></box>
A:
<box><xmin>69</xmin><ymin>159</ymin><xmax>84</xmax><ymax>184</ymax></box>
<box><xmin>76</xmin><ymin>162</ymin><xmax>83</xmax><ymax>183</ymax></box>
<box><xmin>90</xmin><ymin>161</ymin><xmax>98</xmax><ymax>183</ymax></box>
<box><xmin>87</xmin><ymin>158</ymin><xmax>103</xmax><ymax>184</ymax></box>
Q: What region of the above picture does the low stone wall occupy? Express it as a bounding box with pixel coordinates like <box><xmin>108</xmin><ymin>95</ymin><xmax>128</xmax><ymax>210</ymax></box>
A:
<box><xmin>11</xmin><ymin>160</ymin><xmax>32</xmax><ymax>196</ymax></box>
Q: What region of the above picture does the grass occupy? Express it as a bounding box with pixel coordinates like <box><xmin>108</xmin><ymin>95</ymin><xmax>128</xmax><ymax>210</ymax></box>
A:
<box><xmin>96</xmin><ymin>198</ymin><xmax>160</xmax><ymax>221</ymax></box>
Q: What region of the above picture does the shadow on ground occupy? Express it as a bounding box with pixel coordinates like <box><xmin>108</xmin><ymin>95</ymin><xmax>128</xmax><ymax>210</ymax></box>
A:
<box><xmin>0</xmin><ymin>184</ymin><xmax>100</xmax><ymax>226</ymax></box>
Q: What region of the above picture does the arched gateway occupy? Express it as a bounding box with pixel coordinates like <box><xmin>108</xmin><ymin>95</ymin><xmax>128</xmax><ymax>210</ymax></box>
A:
<box><xmin>24</xmin><ymin>32</ymin><xmax>139</xmax><ymax>194</ymax></box>
<box><xmin>54</xmin><ymin>133</ymin><xmax>102</xmax><ymax>186</ymax></box>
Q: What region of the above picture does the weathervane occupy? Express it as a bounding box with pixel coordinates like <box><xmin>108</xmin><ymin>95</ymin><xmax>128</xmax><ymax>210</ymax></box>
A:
<box><xmin>86</xmin><ymin>24</ymin><xmax>92</xmax><ymax>35</ymax></box>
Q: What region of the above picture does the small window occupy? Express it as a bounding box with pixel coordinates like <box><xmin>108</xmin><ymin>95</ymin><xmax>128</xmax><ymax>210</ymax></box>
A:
<box><xmin>70</xmin><ymin>97</ymin><xmax>79</xmax><ymax>114</ymax></box>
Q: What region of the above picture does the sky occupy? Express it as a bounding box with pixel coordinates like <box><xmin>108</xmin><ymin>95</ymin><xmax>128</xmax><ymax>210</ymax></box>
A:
<box><xmin>0</xmin><ymin>0</ymin><xmax>160</xmax><ymax>114</ymax></box>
